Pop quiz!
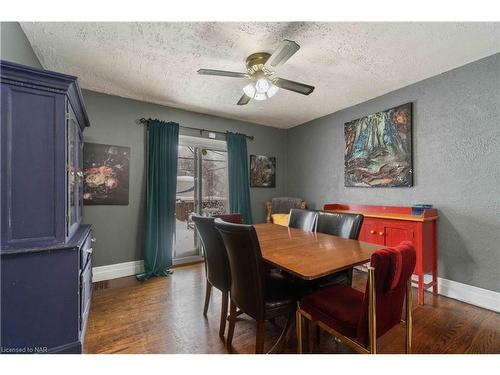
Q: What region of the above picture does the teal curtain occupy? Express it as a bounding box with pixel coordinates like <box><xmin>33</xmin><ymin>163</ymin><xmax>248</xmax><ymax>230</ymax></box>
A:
<box><xmin>226</xmin><ymin>132</ymin><xmax>252</xmax><ymax>224</ymax></box>
<box><xmin>137</xmin><ymin>120</ymin><xmax>179</xmax><ymax>280</ymax></box>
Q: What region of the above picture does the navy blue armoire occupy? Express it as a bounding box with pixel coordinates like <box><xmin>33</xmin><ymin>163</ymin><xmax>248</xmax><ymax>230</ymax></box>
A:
<box><xmin>1</xmin><ymin>60</ymin><xmax>93</xmax><ymax>353</ymax></box>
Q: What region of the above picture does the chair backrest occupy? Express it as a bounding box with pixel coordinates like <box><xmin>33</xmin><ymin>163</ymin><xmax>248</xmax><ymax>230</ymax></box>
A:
<box><xmin>316</xmin><ymin>211</ymin><xmax>364</xmax><ymax>239</ymax></box>
<box><xmin>213</xmin><ymin>213</ymin><xmax>243</xmax><ymax>224</ymax></box>
<box><xmin>192</xmin><ymin>215</ymin><xmax>230</xmax><ymax>292</ymax></box>
<box><xmin>288</xmin><ymin>209</ymin><xmax>318</xmax><ymax>232</ymax></box>
<box><xmin>214</xmin><ymin>219</ymin><xmax>265</xmax><ymax>321</ymax></box>
<box><xmin>271</xmin><ymin>197</ymin><xmax>304</xmax><ymax>214</ymax></box>
<box><xmin>356</xmin><ymin>241</ymin><xmax>416</xmax><ymax>346</ymax></box>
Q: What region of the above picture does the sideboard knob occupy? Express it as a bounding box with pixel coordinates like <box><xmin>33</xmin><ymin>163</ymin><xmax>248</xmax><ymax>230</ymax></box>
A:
<box><xmin>370</xmin><ymin>230</ymin><xmax>376</xmax><ymax>234</ymax></box>
<box><xmin>379</xmin><ymin>231</ymin><xmax>384</xmax><ymax>236</ymax></box>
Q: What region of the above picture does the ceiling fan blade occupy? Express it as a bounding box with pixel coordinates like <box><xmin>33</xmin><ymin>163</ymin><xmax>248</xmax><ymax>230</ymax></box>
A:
<box><xmin>237</xmin><ymin>93</ymin><xmax>251</xmax><ymax>106</ymax></box>
<box><xmin>197</xmin><ymin>69</ymin><xmax>248</xmax><ymax>78</ymax></box>
<box><xmin>265</xmin><ymin>40</ymin><xmax>300</xmax><ymax>68</ymax></box>
<box><xmin>273</xmin><ymin>77</ymin><xmax>314</xmax><ymax>95</ymax></box>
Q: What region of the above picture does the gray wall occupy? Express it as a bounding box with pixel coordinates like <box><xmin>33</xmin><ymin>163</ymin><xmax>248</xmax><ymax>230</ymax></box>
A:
<box><xmin>82</xmin><ymin>90</ymin><xmax>287</xmax><ymax>267</ymax></box>
<box><xmin>287</xmin><ymin>53</ymin><xmax>500</xmax><ymax>292</ymax></box>
<box><xmin>0</xmin><ymin>22</ymin><xmax>42</xmax><ymax>68</ymax></box>
<box><xmin>2</xmin><ymin>22</ymin><xmax>499</xmax><ymax>291</ymax></box>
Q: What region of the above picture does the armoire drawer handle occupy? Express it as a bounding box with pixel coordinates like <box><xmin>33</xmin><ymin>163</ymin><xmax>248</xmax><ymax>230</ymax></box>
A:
<box><xmin>85</xmin><ymin>248</ymin><xmax>93</xmax><ymax>254</ymax></box>
<box><xmin>91</xmin><ymin>237</ymin><xmax>96</xmax><ymax>243</ymax></box>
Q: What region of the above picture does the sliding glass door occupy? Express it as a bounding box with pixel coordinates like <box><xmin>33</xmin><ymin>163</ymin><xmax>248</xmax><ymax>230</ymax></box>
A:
<box><xmin>174</xmin><ymin>136</ymin><xmax>228</xmax><ymax>262</ymax></box>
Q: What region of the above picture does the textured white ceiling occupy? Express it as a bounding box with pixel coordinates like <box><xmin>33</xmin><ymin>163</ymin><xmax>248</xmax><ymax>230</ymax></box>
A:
<box><xmin>21</xmin><ymin>22</ymin><xmax>500</xmax><ymax>128</ymax></box>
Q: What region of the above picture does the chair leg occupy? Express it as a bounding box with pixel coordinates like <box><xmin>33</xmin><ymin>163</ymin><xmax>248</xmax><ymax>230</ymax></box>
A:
<box><xmin>226</xmin><ymin>300</ymin><xmax>237</xmax><ymax>348</ymax></box>
<box><xmin>368</xmin><ymin>267</ymin><xmax>377</xmax><ymax>354</ymax></box>
<box><xmin>303</xmin><ymin>316</ymin><xmax>311</xmax><ymax>353</ymax></box>
<box><xmin>256</xmin><ymin>321</ymin><xmax>266</xmax><ymax>354</ymax></box>
<box><xmin>315</xmin><ymin>324</ymin><xmax>321</xmax><ymax>345</ymax></box>
<box><xmin>268</xmin><ymin>312</ymin><xmax>293</xmax><ymax>354</ymax></box>
<box><xmin>203</xmin><ymin>281</ymin><xmax>212</xmax><ymax>316</ymax></box>
<box><xmin>296</xmin><ymin>309</ymin><xmax>303</xmax><ymax>354</ymax></box>
<box><xmin>307</xmin><ymin>320</ymin><xmax>314</xmax><ymax>353</ymax></box>
<box><xmin>219</xmin><ymin>291</ymin><xmax>229</xmax><ymax>338</ymax></box>
<box><xmin>405</xmin><ymin>279</ymin><xmax>413</xmax><ymax>354</ymax></box>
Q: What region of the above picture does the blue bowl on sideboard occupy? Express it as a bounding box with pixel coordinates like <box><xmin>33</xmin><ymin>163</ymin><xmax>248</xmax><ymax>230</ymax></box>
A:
<box><xmin>411</xmin><ymin>204</ymin><xmax>433</xmax><ymax>216</ymax></box>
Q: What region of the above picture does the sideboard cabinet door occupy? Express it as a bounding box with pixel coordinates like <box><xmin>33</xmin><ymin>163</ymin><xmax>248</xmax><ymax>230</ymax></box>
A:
<box><xmin>1</xmin><ymin>84</ymin><xmax>66</xmax><ymax>250</ymax></box>
<box><xmin>382</xmin><ymin>221</ymin><xmax>415</xmax><ymax>247</ymax></box>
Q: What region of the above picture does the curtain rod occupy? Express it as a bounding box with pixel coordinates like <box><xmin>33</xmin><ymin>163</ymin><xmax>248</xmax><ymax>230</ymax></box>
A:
<box><xmin>138</xmin><ymin>118</ymin><xmax>254</xmax><ymax>141</ymax></box>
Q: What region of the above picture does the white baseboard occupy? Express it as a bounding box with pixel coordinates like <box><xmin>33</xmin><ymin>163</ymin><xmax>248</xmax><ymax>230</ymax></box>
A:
<box><xmin>92</xmin><ymin>260</ymin><xmax>144</xmax><ymax>282</ymax></box>
<box><xmin>92</xmin><ymin>256</ymin><xmax>203</xmax><ymax>282</ymax></box>
<box><xmin>437</xmin><ymin>278</ymin><xmax>499</xmax><ymax>313</ymax></box>
<box><xmin>355</xmin><ymin>266</ymin><xmax>499</xmax><ymax>312</ymax></box>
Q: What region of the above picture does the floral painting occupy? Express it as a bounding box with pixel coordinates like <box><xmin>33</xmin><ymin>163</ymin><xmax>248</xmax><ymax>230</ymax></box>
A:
<box><xmin>83</xmin><ymin>143</ymin><xmax>130</xmax><ymax>205</ymax></box>
<box><xmin>250</xmin><ymin>155</ymin><xmax>276</xmax><ymax>188</ymax></box>
<box><xmin>344</xmin><ymin>103</ymin><xmax>413</xmax><ymax>187</ymax></box>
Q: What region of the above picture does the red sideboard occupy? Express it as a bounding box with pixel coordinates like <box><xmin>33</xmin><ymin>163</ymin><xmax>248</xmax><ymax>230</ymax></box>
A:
<box><xmin>323</xmin><ymin>203</ymin><xmax>438</xmax><ymax>305</ymax></box>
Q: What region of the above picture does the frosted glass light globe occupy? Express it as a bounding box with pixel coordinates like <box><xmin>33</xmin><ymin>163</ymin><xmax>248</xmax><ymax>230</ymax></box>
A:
<box><xmin>266</xmin><ymin>84</ymin><xmax>279</xmax><ymax>98</ymax></box>
<box><xmin>255</xmin><ymin>77</ymin><xmax>270</xmax><ymax>94</ymax></box>
<box><xmin>243</xmin><ymin>83</ymin><xmax>256</xmax><ymax>98</ymax></box>
<box><xmin>254</xmin><ymin>92</ymin><xmax>267</xmax><ymax>101</ymax></box>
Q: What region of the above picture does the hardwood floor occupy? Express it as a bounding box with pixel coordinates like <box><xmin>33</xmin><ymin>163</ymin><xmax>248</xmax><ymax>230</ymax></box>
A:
<box><xmin>84</xmin><ymin>263</ymin><xmax>500</xmax><ymax>354</ymax></box>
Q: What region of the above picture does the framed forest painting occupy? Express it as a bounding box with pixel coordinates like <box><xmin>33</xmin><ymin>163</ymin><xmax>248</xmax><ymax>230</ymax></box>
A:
<box><xmin>344</xmin><ymin>103</ymin><xmax>413</xmax><ymax>187</ymax></box>
<box><xmin>250</xmin><ymin>155</ymin><xmax>276</xmax><ymax>188</ymax></box>
<box><xmin>83</xmin><ymin>143</ymin><xmax>130</xmax><ymax>205</ymax></box>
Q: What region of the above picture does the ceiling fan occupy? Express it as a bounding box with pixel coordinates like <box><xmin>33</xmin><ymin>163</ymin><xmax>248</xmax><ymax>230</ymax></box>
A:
<box><xmin>197</xmin><ymin>40</ymin><xmax>315</xmax><ymax>105</ymax></box>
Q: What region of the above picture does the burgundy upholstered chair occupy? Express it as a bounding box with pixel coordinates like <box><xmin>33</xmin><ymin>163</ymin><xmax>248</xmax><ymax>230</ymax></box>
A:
<box><xmin>214</xmin><ymin>213</ymin><xmax>244</xmax><ymax>224</ymax></box>
<box><xmin>296</xmin><ymin>241</ymin><xmax>416</xmax><ymax>354</ymax></box>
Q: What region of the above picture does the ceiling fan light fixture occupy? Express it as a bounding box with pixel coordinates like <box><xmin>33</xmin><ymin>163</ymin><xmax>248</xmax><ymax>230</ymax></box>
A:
<box><xmin>243</xmin><ymin>76</ymin><xmax>279</xmax><ymax>101</ymax></box>
<box><xmin>197</xmin><ymin>39</ymin><xmax>314</xmax><ymax>105</ymax></box>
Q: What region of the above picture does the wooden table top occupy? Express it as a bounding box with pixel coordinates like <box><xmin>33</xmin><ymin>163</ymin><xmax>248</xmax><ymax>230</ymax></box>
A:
<box><xmin>254</xmin><ymin>223</ymin><xmax>385</xmax><ymax>280</ymax></box>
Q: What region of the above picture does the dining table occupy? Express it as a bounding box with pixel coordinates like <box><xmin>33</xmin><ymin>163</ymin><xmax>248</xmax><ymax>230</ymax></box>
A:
<box><xmin>254</xmin><ymin>223</ymin><xmax>386</xmax><ymax>280</ymax></box>
<box><xmin>250</xmin><ymin>223</ymin><xmax>386</xmax><ymax>353</ymax></box>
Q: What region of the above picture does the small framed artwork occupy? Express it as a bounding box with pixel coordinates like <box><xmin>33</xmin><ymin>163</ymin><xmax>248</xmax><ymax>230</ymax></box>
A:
<box><xmin>83</xmin><ymin>142</ymin><xmax>130</xmax><ymax>205</ymax></box>
<box><xmin>344</xmin><ymin>102</ymin><xmax>413</xmax><ymax>187</ymax></box>
<box><xmin>250</xmin><ymin>155</ymin><xmax>276</xmax><ymax>188</ymax></box>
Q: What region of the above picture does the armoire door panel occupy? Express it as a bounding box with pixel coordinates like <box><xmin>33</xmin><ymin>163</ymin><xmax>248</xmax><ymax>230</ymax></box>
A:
<box><xmin>1</xmin><ymin>85</ymin><xmax>66</xmax><ymax>250</ymax></box>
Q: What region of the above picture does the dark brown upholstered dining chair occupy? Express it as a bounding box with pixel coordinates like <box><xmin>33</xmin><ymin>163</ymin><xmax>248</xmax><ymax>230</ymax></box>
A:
<box><xmin>214</xmin><ymin>219</ymin><xmax>300</xmax><ymax>353</ymax></box>
<box><xmin>192</xmin><ymin>215</ymin><xmax>230</xmax><ymax>338</ymax></box>
<box><xmin>315</xmin><ymin>211</ymin><xmax>364</xmax><ymax>286</ymax></box>
<box><xmin>288</xmin><ymin>209</ymin><xmax>318</xmax><ymax>232</ymax></box>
